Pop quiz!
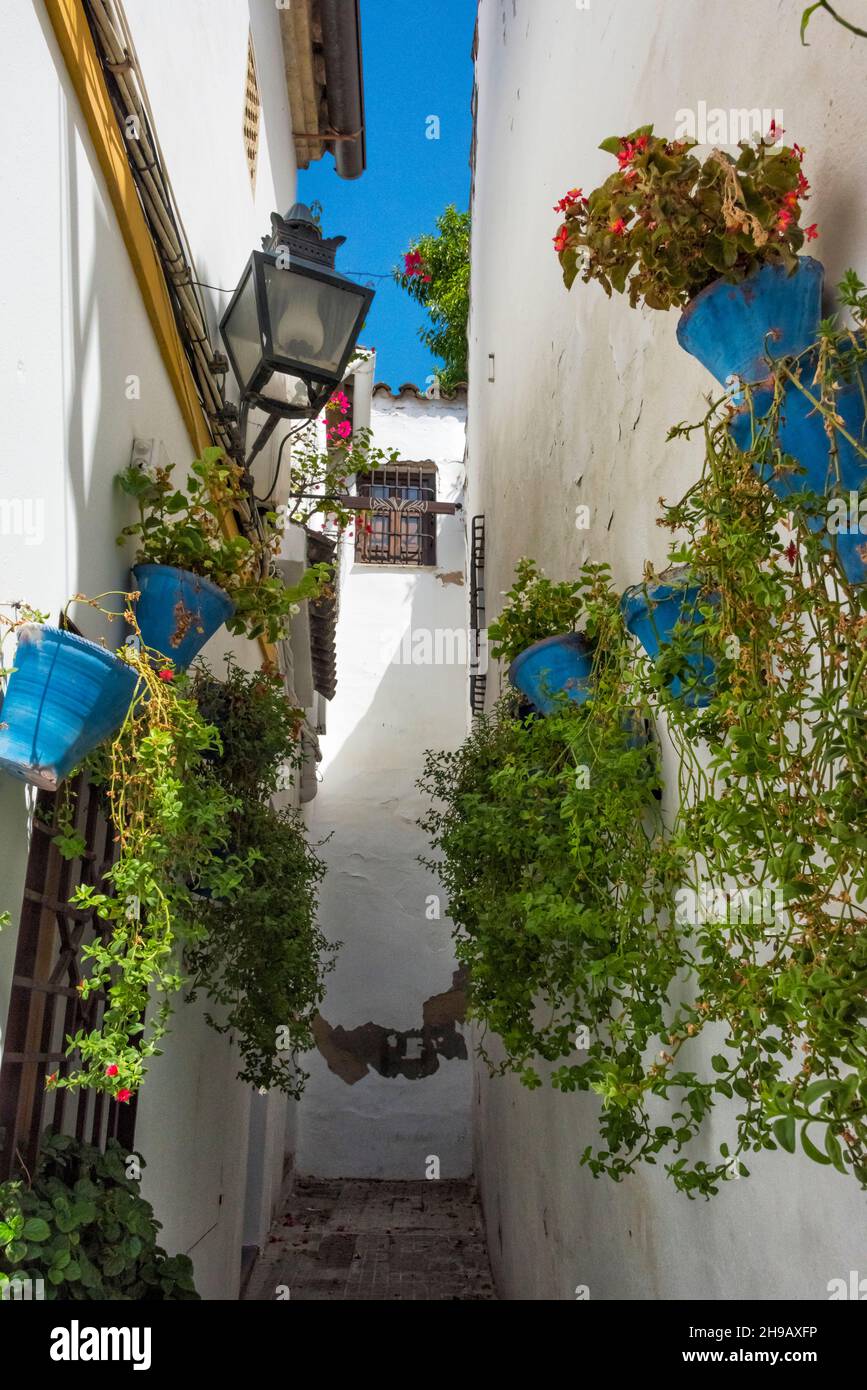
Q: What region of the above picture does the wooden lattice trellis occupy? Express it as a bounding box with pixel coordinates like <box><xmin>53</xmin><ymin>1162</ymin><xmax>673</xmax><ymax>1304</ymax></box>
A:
<box><xmin>243</xmin><ymin>29</ymin><xmax>261</xmax><ymax>190</ymax></box>
<box><xmin>0</xmin><ymin>777</ymin><xmax>137</xmax><ymax>1181</ymax></box>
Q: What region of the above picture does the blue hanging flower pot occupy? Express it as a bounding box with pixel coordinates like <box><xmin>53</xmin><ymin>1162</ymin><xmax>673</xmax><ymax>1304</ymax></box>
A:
<box><xmin>132</xmin><ymin>564</ymin><xmax>235</xmax><ymax>669</ymax></box>
<box><xmin>508</xmin><ymin>632</ymin><xmax>595</xmax><ymax>715</ymax></box>
<box><xmin>0</xmin><ymin>625</ymin><xmax>138</xmax><ymax>790</ymax></box>
<box><xmin>621</xmin><ymin>569</ymin><xmax>717</xmax><ymax>708</ymax></box>
<box><xmin>677</xmin><ymin>257</ymin><xmax>824</xmax><ymax>388</ymax></box>
<box><xmin>730</xmin><ymin>362</ymin><xmax>867</xmax><ymax>585</ymax></box>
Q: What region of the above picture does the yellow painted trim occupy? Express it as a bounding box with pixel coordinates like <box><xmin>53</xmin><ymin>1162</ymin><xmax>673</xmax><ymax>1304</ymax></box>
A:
<box><xmin>45</xmin><ymin>0</ymin><xmax>277</xmax><ymax>665</ymax></box>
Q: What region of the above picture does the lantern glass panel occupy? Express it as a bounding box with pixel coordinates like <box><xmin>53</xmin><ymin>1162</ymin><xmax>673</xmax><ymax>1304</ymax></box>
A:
<box><xmin>221</xmin><ymin>267</ymin><xmax>262</xmax><ymax>390</ymax></box>
<box><xmin>263</xmin><ymin>262</ymin><xmax>362</xmax><ymax>375</ymax></box>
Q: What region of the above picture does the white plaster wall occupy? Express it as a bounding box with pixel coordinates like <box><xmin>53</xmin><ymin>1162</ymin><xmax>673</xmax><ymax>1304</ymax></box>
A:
<box><xmin>298</xmin><ymin>392</ymin><xmax>473</xmax><ymax>1178</ymax></box>
<box><xmin>468</xmin><ymin>0</ymin><xmax>867</xmax><ymax>1300</ymax></box>
<box><xmin>0</xmin><ymin>0</ymin><xmax>301</xmax><ymax>1298</ymax></box>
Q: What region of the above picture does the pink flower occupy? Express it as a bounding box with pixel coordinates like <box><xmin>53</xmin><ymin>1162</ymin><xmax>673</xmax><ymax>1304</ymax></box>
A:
<box><xmin>115</xmin><ymin>1088</ymin><xmax>133</xmax><ymax>1104</ymax></box>
<box><xmin>768</xmin><ymin>120</ymin><xmax>785</xmax><ymax>143</ymax></box>
<box><xmin>776</xmin><ymin>208</ymin><xmax>793</xmax><ymax>231</ymax></box>
<box><xmin>805</xmin><ymin>223</ymin><xmax>819</xmax><ymax>241</ymax></box>
<box><xmin>553</xmin><ymin>224</ymin><xmax>569</xmax><ymax>253</ymax></box>
<box><xmin>797</xmin><ymin>171</ymin><xmax>810</xmax><ymax>198</ymax></box>
<box><xmin>105</xmin><ymin>1064</ymin><xmax>119</xmax><ymax>1078</ymax></box>
<box><xmin>793</xmin><ymin>143</ymin><xmax>806</xmax><ymax>163</ymax></box>
<box><xmin>403</xmin><ymin>249</ymin><xmax>429</xmax><ymax>279</ymax></box>
<box><xmin>158</xmin><ymin>668</ymin><xmax>174</xmax><ymax>682</ymax></box>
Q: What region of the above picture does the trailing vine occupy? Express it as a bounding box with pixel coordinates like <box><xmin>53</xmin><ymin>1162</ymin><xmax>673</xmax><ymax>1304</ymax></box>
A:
<box><xmin>650</xmin><ymin>280</ymin><xmax>867</xmax><ymax>1190</ymax></box>
<box><xmin>422</xmin><ymin>277</ymin><xmax>867</xmax><ymax>1194</ymax></box>
<box><xmin>183</xmin><ymin>659</ymin><xmax>335</xmax><ymax>1096</ymax></box>
<box><xmin>421</xmin><ymin>566</ymin><xmax>685</xmax><ymax>1135</ymax></box>
<box><xmin>44</xmin><ymin>598</ymin><xmax>254</xmax><ymax>1100</ymax></box>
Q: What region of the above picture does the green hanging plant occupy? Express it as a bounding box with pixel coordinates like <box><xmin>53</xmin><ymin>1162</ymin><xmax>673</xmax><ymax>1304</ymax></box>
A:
<box><xmin>183</xmin><ymin>658</ymin><xmax>336</xmax><ymax>1096</ymax></box>
<box><xmin>116</xmin><ymin>447</ymin><xmax>331</xmax><ymax>643</ymax></box>
<box><xmin>48</xmin><ymin>606</ymin><xmax>255</xmax><ymax>1102</ymax></box>
<box><xmin>421</xmin><ymin>564</ymin><xmax>680</xmax><ymax>1109</ymax></box>
<box><xmin>646</xmin><ymin>287</ymin><xmax>867</xmax><ymax>1192</ymax></box>
<box><xmin>553</xmin><ymin>125</ymin><xmax>815</xmax><ymax>311</ymax></box>
<box><xmin>487</xmin><ymin>557</ymin><xmax>587</xmax><ymax>667</ymax></box>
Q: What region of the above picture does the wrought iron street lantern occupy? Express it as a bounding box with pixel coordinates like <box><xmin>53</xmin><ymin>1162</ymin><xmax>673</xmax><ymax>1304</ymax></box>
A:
<box><xmin>220</xmin><ymin>203</ymin><xmax>374</xmax><ymax>421</ymax></box>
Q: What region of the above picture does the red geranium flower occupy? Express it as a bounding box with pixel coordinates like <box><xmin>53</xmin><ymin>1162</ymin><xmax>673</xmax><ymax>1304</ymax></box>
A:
<box><xmin>553</xmin><ymin>187</ymin><xmax>584</xmax><ymax>214</ymax></box>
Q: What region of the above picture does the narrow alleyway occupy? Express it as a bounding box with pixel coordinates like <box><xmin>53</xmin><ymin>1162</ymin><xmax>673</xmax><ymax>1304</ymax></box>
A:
<box><xmin>244</xmin><ymin>1179</ymin><xmax>497</xmax><ymax>1301</ymax></box>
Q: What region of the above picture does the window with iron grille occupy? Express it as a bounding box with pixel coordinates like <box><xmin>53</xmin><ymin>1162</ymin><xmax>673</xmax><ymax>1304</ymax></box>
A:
<box><xmin>355</xmin><ymin>465</ymin><xmax>437</xmax><ymax>566</ymax></box>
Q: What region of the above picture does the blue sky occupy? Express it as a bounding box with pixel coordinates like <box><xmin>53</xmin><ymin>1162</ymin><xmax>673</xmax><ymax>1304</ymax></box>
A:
<box><xmin>299</xmin><ymin>0</ymin><xmax>475</xmax><ymax>389</ymax></box>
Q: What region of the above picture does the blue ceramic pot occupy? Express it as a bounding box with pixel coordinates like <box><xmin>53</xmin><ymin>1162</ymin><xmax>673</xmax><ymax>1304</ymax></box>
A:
<box><xmin>622</xmin><ymin>571</ymin><xmax>716</xmax><ymax>708</ymax></box>
<box><xmin>0</xmin><ymin>625</ymin><xmax>138</xmax><ymax>790</ymax></box>
<box><xmin>508</xmin><ymin>632</ymin><xmax>595</xmax><ymax>715</ymax></box>
<box><xmin>677</xmin><ymin>257</ymin><xmax>823</xmax><ymax>387</ymax></box>
<box><xmin>132</xmin><ymin>564</ymin><xmax>235</xmax><ymax>669</ymax></box>
<box><xmin>730</xmin><ymin>363</ymin><xmax>867</xmax><ymax>585</ymax></box>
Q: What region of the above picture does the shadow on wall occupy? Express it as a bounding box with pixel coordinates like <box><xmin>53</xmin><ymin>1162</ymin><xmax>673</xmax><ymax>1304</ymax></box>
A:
<box><xmin>302</xmin><ymin>548</ymin><xmax>471</xmax><ymax>1089</ymax></box>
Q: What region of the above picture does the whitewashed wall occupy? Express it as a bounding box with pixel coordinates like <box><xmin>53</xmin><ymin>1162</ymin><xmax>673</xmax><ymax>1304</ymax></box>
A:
<box><xmin>468</xmin><ymin>0</ymin><xmax>867</xmax><ymax>1301</ymax></box>
<box><xmin>0</xmin><ymin>0</ymin><xmax>303</xmax><ymax>1299</ymax></box>
<box><xmin>298</xmin><ymin>390</ymin><xmax>473</xmax><ymax>1179</ymax></box>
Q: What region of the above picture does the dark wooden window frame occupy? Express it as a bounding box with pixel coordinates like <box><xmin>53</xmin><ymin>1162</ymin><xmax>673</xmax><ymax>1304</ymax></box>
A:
<box><xmin>0</xmin><ymin>777</ymin><xmax>137</xmax><ymax>1181</ymax></box>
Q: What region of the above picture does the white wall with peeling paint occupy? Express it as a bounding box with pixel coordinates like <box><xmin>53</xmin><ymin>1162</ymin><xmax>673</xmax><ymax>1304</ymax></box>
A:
<box><xmin>467</xmin><ymin>0</ymin><xmax>867</xmax><ymax>1301</ymax></box>
<box><xmin>298</xmin><ymin>390</ymin><xmax>473</xmax><ymax>1180</ymax></box>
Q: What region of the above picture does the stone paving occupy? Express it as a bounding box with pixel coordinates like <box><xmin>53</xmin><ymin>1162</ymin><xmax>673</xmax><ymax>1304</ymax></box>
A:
<box><xmin>244</xmin><ymin>1177</ymin><xmax>498</xmax><ymax>1301</ymax></box>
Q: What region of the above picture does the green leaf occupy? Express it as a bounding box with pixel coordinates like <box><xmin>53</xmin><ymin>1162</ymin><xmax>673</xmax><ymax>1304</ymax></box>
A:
<box><xmin>824</xmin><ymin>1128</ymin><xmax>847</xmax><ymax>1174</ymax></box>
<box><xmin>773</xmin><ymin>1116</ymin><xmax>796</xmax><ymax>1153</ymax></box>
<box><xmin>21</xmin><ymin>1217</ymin><xmax>51</xmax><ymax>1243</ymax></box>
<box><xmin>800</xmin><ymin>2</ymin><xmax>824</xmax><ymax>44</ymax></box>
<box><xmin>801</xmin><ymin>1126</ymin><xmax>831</xmax><ymax>1166</ymax></box>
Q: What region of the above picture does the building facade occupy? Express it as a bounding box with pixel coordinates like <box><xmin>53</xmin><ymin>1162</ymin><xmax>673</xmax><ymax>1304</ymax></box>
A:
<box><xmin>0</xmin><ymin>0</ymin><xmax>365</xmax><ymax>1299</ymax></box>
<box><xmin>466</xmin><ymin>0</ymin><xmax>867</xmax><ymax>1301</ymax></box>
